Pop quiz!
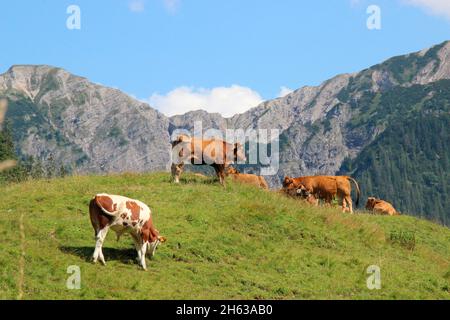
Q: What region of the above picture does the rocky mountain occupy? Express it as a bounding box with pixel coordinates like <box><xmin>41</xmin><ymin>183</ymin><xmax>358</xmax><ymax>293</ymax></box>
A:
<box><xmin>170</xmin><ymin>41</ymin><xmax>450</xmax><ymax>180</ymax></box>
<box><xmin>1</xmin><ymin>41</ymin><xmax>449</xmax><ymax>224</ymax></box>
<box><xmin>0</xmin><ymin>65</ymin><xmax>171</xmax><ymax>173</ymax></box>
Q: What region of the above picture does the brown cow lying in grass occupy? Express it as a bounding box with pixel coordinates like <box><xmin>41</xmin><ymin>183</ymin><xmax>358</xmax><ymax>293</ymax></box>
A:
<box><xmin>283</xmin><ymin>175</ymin><xmax>360</xmax><ymax>213</ymax></box>
<box><xmin>171</xmin><ymin>135</ymin><xmax>246</xmax><ymax>186</ymax></box>
<box><xmin>365</xmin><ymin>197</ymin><xmax>399</xmax><ymax>216</ymax></box>
<box><xmin>225</xmin><ymin>167</ymin><xmax>269</xmax><ymax>189</ymax></box>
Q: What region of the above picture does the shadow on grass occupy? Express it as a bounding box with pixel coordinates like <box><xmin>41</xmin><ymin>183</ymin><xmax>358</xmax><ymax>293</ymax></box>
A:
<box><xmin>59</xmin><ymin>246</ymin><xmax>137</xmax><ymax>263</ymax></box>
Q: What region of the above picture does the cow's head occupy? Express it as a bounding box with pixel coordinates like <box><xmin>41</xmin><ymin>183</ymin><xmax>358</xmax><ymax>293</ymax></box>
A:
<box><xmin>282</xmin><ymin>177</ymin><xmax>300</xmax><ymax>197</ymax></box>
<box><xmin>148</xmin><ymin>235</ymin><xmax>167</xmax><ymax>258</ymax></box>
<box><xmin>234</xmin><ymin>143</ymin><xmax>246</xmax><ymax>163</ymax></box>
<box><xmin>295</xmin><ymin>184</ymin><xmax>311</xmax><ymax>198</ymax></box>
<box><xmin>365</xmin><ymin>197</ymin><xmax>377</xmax><ymax>210</ymax></box>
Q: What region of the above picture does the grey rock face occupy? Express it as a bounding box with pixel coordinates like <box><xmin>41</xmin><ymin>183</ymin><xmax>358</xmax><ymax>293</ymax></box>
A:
<box><xmin>0</xmin><ymin>65</ymin><xmax>172</xmax><ymax>174</ymax></box>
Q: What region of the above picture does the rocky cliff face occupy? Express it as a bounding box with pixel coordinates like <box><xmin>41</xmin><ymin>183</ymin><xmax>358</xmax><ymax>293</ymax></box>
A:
<box><xmin>1</xmin><ymin>41</ymin><xmax>450</xmax><ymax>184</ymax></box>
<box><xmin>169</xmin><ymin>41</ymin><xmax>450</xmax><ymax>185</ymax></box>
<box><xmin>0</xmin><ymin>65</ymin><xmax>171</xmax><ymax>173</ymax></box>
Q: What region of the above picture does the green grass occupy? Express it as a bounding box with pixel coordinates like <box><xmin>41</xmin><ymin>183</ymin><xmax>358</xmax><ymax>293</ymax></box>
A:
<box><xmin>0</xmin><ymin>173</ymin><xmax>449</xmax><ymax>300</ymax></box>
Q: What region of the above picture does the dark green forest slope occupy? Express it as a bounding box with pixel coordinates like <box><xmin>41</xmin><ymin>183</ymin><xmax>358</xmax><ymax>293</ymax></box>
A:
<box><xmin>340</xmin><ymin>80</ymin><xmax>450</xmax><ymax>226</ymax></box>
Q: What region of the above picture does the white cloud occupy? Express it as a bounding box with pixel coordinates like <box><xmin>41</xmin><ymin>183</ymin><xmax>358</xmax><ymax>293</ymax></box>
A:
<box><xmin>163</xmin><ymin>0</ymin><xmax>181</xmax><ymax>14</ymax></box>
<box><xmin>402</xmin><ymin>0</ymin><xmax>450</xmax><ymax>20</ymax></box>
<box><xmin>129</xmin><ymin>0</ymin><xmax>145</xmax><ymax>13</ymax></box>
<box><xmin>149</xmin><ymin>85</ymin><xmax>264</xmax><ymax>117</ymax></box>
<box><xmin>278</xmin><ymin>86</ymin><xmax>294</xmax><ymax>98</ymax></box>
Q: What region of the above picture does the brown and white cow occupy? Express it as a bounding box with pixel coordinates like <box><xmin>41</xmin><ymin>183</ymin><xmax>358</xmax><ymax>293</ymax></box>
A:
<box><xmin>89</xmin><ymin>194</ymin><xmax>166</xmax><ymax>270</ymax></box>
<box><xmin>171</xmin><ymin>135</ymin><xmax>246</xmax><ymax>186</ymax></box>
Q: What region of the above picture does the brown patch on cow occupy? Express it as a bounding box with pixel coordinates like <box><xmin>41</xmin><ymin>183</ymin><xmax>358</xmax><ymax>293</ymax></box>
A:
<box><xmin>89</xmin><ymin>199</ymin><xmax>113</xmax><ymax>235</ymax></box>
<box><xmin>120</xmin><ymin>213</ymin><xmax>127</xmax><ymax>219</ymax></box>
<box><xmin>126</xmin><ymin>201</ymin><xmax>141</xmax><ymax>221</ymax></box>
<box><xmin>141</xmin><ymin>217</ymin><xmax>160</xmax><ymax>244</ymax></box>
<box><xmin>95</xmin><ymin>195</ymin><xmax>116</xmax><ymax>213</ymax></box>
<box><xmin>132</xmin><ymin>222</ymin><xmax>137</xmax><ymax>227</ymax></box>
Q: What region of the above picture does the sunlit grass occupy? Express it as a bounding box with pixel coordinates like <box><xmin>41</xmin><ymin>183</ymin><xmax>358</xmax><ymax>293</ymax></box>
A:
<box><xmin>0</xmin><ymin>173</ymin><xmax>449</xmax><ymax>300</ymax></box>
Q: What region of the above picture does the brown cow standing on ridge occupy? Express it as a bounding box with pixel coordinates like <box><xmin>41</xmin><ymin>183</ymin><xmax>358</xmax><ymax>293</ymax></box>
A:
<box><xmin>366</xmin><ymin>197</ymin><xmax>399</xmax><ymax>216</ymax></box>
<box><xmin>283</xmin><ymin>175</ymin><xmax>360</xmax><ymax>213</ymax></box>
<box><xmin>171</xmin><ymin>135</ymin><xmax>246</xmax><ymax>186</ymax></box>
<box><xmin>225</xmin><ymin>166</ymin><xmax>269</xmax><ymax>189</ymax></box>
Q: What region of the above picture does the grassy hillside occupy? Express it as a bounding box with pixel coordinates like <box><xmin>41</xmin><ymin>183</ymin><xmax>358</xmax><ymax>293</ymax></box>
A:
<box><xmin>0</xmin><ymin>173</ymin><xmax>449</xmax><ymax>300</ymax></box>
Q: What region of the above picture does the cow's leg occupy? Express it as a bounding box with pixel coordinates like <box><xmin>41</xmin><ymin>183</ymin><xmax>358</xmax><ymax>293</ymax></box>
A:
<box><xmin>130</xmin><ymin>232</ymin><xmax>148</xmax><ymax>270</ymax></box>
<box><xmin>139</xmin><ymin>243</ymin><xmax>148</xmax><ymax>271</ymax></box>
<box><xmin>337</xmin><ymin>192</ymin><xmax>346</xmax><ymax>212</ymax></box>
<box><xmin>171</xmin><ymin>163</ymin><xmax>184</xmax><ymax>183</ymax></box>
<box><xmin>213</xmin><ymin>164</ymin><xmax>226</xmax><ymax>186</ymax></box>
<box><xmin>323</xmin><ymin>194</ymin><xmax>333</xmax><ymax>207</ymax></box>
<box><xmin>93</xmin><ymin>227</ymin><xmax>109</xmax><ymax>265</ymax></box>
<box><xmin>130</xmin><ymin>233</ymin><xmax>142</xmax><ymax>262</ymax></box>
<box><xmin>338</xmin><ymin>191</ymin><xmax>352</xmax><ymax>213</ymax></box>
<box><xmin>345</xmin><ymin>196</ymin><xmax>353</xmax><ymax>214</ymax></box>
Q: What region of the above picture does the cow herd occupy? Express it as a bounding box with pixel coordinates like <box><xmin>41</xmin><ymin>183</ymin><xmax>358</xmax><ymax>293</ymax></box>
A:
<box><xmin>89</xmin><ymin>135</ymin><xmax>399</xmax><ymax>270</ymax></box>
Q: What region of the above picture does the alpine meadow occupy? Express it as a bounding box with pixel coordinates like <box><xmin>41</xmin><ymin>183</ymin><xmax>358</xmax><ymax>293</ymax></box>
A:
<box><xmin>1</xmin><ymin>1</ymin><xmax>450</xmax><ymax>302</ymax></box>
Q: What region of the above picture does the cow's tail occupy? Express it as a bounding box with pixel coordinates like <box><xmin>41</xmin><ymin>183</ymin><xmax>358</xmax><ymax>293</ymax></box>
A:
<box><xmin>347</xmin><ymin>177</ymin><xmax>360</xmax><ymax>207</ymax></box>
<box><xmin>93</xmin><ymin>196</ymin><xmax>118</xmax><ymax>217</ymax></box>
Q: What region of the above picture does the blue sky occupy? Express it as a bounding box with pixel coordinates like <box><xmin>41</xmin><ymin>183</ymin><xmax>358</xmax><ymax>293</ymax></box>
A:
<box><xmin>1</xmin><ymin>0</ymin><xmax>450</xmax><ymax>116</ymax></box>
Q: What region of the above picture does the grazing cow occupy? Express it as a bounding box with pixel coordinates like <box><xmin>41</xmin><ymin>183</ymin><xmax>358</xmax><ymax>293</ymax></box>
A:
<box><xmin>89</xmin><ymin>194</ymin><xmax>166</xmax><ymax>270</ymax></box>
<box><xmin>171</xmin><ymin>135</ymin><xmax>246</xmax><ymax>186</ymax></box>
<box><xmin>282</xmin><ymin>182</ymin><xmax>320</xmax><ymax>206</ymax></box>
<box><xmin>225</xmin><ymin>167</ymin><xmax>269</xmax><ymax>189</ymax></box>
<box><xmin>283</xmin><ymin>175</ymin><xmax>360</xmax><ymax>213</ymax></box>
<box><xmin>293</xmin><ymin>183</ymin><xmax>320</xmax><ymax>206</ymax></box>
<box><xmin>365</xmin><ymin>197</ymin><xmax>399</xmax><ymax>216</ymax></box>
